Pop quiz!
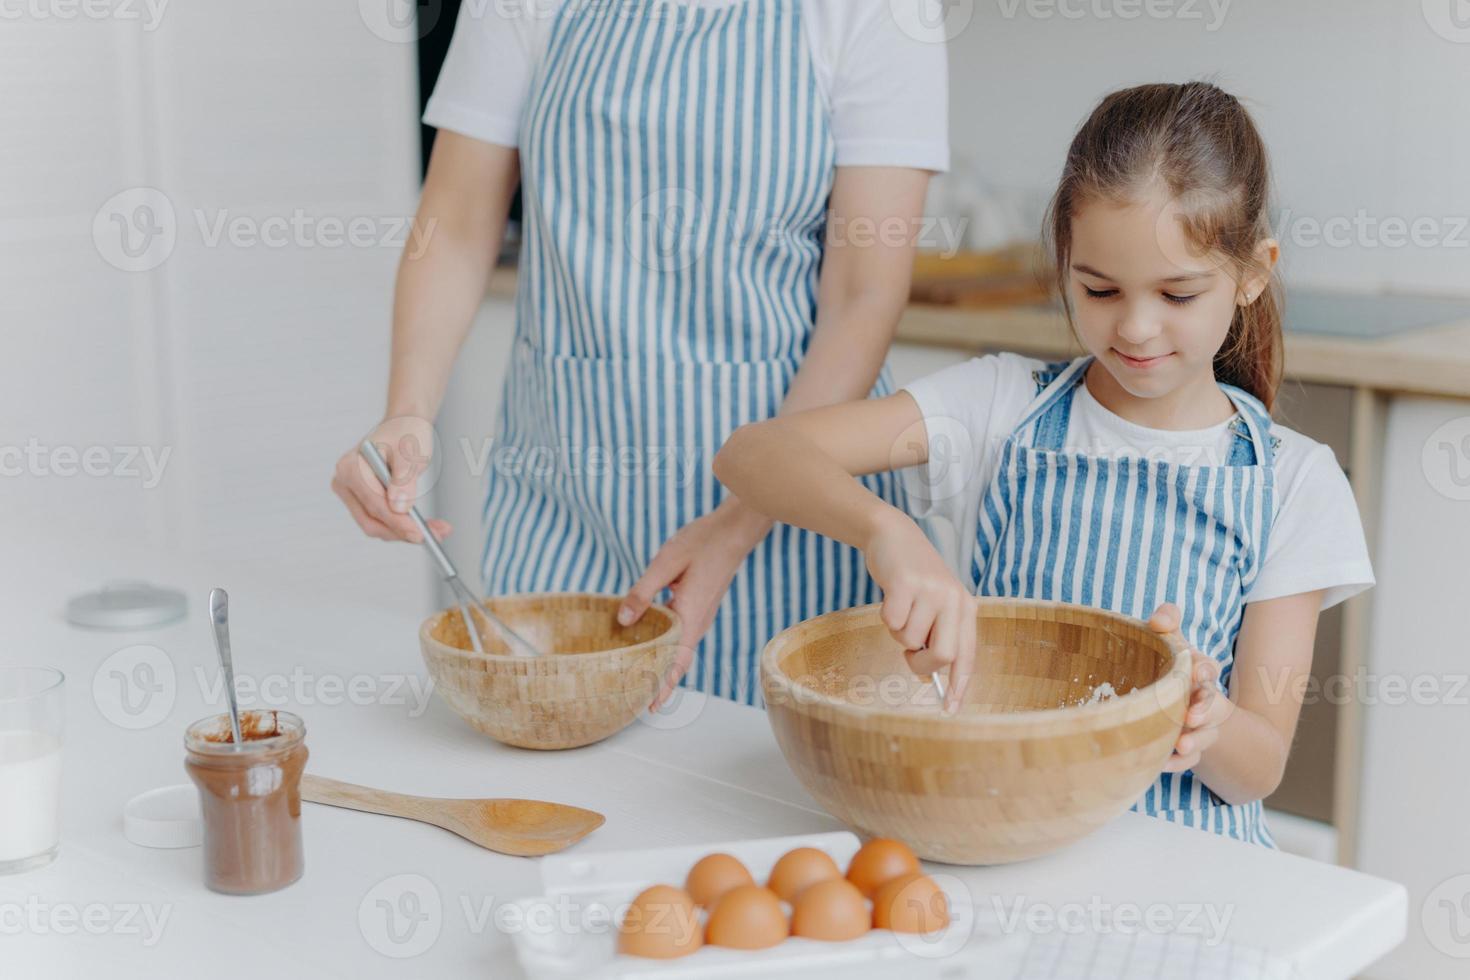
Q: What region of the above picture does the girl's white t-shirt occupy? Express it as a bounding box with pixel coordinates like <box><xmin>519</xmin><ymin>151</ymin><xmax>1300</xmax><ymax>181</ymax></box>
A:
<box><xmin>423</xmin><ymin>0</ymin><xmax>950</xmax><ymax>172</ymax></box>
<box><xmin>901</xmin><ymin>353</ymin><xmax>1376</xmax><ymax>612</ymax></box>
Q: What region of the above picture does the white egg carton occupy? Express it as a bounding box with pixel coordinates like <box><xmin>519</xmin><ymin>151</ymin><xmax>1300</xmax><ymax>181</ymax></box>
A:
<box><xmin>508</xmin><ymin>831</ymin><xmax>1027</xmax><ymax>979</ymax></box>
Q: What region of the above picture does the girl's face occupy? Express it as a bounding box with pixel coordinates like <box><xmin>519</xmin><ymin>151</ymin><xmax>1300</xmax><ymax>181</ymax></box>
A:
<box><xmin>1066</xmin><ymin>185</ymin><xmax>1272</xmax><ymax>410</ymax></box>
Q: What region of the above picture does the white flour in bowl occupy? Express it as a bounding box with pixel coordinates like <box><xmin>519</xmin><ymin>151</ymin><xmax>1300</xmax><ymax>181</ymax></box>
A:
<box><xmin>1081</xmin><ymin>681</ymin><xmax>1117</xmax><ymax>705</ymax></box>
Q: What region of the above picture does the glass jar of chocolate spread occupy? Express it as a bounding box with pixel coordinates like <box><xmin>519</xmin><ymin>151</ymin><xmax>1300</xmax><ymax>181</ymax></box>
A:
<box><xmin>184</xmin><ymin>709</ymin><xmax>308</xmax><ymax>895</ymax></box>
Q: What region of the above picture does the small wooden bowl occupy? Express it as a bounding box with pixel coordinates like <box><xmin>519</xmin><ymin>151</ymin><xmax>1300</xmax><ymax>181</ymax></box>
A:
<box><xmin>760</xmin><ymin>598</ymin><xmax>1191</xmax><ymax>865</ymax></box>
<box><xmin>420</xmin><ymin>593</ymin><xmax>682</xmax><ymax>751</ymax></box>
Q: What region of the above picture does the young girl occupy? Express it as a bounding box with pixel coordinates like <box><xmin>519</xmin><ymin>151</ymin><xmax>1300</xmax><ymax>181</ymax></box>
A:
<box><xmin>714</xmin><ymin>81</ymin><xmax>1375</xmax><ymax>847</ymax></box>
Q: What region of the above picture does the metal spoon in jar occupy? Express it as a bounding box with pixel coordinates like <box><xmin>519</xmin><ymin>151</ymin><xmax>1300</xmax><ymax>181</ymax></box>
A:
<box><xmin>207</xmin><ymin>588</ymin><xmax>244</xmax><ymax>746</ymax></box>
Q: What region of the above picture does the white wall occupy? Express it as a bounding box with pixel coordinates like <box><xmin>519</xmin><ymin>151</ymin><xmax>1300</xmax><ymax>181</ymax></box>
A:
<box><xmin>939</xmin><ymin>0</ymin><xmax>1470</xmax><ymax>295</ymax></box>
<box><xmin>2</xmin><ymin>3</ymin><xmax>433</xmax><ymax>613</ymax></box>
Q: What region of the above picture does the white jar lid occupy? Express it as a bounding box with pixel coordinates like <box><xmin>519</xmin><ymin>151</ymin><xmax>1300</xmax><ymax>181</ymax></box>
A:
<box><xmin>123</xmin><ymin>785</ymin><xmax>202</xmax><ymax>849</ymax></box>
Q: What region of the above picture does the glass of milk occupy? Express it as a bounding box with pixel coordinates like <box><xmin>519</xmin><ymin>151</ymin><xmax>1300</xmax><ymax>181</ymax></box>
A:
<box><xmin>0</xmin><ymin>667</ymin><xmax>64</xmax><ymax>874</ymax></box>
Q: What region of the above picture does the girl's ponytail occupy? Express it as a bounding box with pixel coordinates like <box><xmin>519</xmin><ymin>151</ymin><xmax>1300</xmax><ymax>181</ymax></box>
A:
<box><xmin>1214</xmin><ymin>274</ymin><xmax>1283</xmax><ymax>413</ymax></box>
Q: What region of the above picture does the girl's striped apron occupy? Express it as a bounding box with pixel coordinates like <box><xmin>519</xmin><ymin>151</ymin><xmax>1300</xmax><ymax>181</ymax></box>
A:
<box><xmin>972</xmin><ymin>355</ymin><xmax>1281</xmax><ymax>847</ymax></box>
<box><xmin>481</xmin><ymin>0</ymin><xmax>901</xmax><ymax>706</ymax></box>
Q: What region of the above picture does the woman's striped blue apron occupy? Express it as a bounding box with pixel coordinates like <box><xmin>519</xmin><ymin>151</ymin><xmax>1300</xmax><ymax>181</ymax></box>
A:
<box><xmin>481</xmin><ymin>0</ymin><xmax>901</xmax><ymax>706</ymax></box>
<box><xmin>972</xmin><ymin>355</ymin><xmax>1280</xmax><ymax>846</ymax></box>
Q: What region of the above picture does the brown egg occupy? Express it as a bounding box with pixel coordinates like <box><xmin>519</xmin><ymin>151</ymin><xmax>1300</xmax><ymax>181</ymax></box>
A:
<box><xmin>845</xmin><ymin>838</ymin><xmax>921</xmax><ymax>898</ymax></box>
<box><xmin>872</xmin><ymin>873</ymin><xmax>950</xmax><ymax>934</ymax></box>
<box><xmin>704</xmin><ymin>884</ymin><xmax>789</xmax><ymax>950</ymax></box>
<box><xmin>790</xmin><ymin>877</ymin><xmax>871</xmax><ymax>942</ymax></box>
<box><xmin>685</xmin><ymin>853</ymin><xmax>755</xmax><ymax>907</ymax></box>
<box><xmin>766</xmin><ymin>847</ymin><xmax>842</xmax><ymax>904</ymax></box>
<box><xmin>617</xmin><ymin>885</ymin><xmax>703</xmax><ymax>959</ymax></box>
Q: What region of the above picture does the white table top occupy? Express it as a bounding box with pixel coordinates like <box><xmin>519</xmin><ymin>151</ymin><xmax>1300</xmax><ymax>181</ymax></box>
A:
<box><xmin>0</xmin><ymin>554</ymin><xmax>1406</xmax><ymax>979</ymax></box>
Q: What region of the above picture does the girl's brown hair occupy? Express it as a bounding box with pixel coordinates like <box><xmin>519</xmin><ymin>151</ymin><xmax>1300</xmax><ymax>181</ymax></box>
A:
<box><xmin>1043</xmin><ymin>81</ymin><xmax>1283</xmax><ymax>412</ymax></box>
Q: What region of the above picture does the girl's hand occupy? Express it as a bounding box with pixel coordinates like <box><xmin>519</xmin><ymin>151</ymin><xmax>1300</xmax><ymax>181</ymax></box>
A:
<box><xmin>331</xmin><ymin>417</ymin><xmax>451</xmax><ymax>544</ymax></box>
<box><xmin>863</xmin><ymin>509</ymin><xmax>975</xmax><ymax>714</ymax></box>
<box><xmin>620</xmin><ymin>498</ymin><xmax>774</xmax><ymax>709</ymax></box>
<box><xmin>1147</xmin><ymin>602</ymin><xmax>1233</xmax><ymax>773</ymax></box>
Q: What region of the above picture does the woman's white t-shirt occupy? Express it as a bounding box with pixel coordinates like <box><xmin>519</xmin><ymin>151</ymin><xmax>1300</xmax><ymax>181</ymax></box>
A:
<box><xmin>901</xmin><ymin>353</ymin><xmax>1376</xmax><ymax>612</ymax></box>
<box><xmin>424</xmin><ymin>0</ymin><xmax>950</xmax><ymax>172</ymax></box>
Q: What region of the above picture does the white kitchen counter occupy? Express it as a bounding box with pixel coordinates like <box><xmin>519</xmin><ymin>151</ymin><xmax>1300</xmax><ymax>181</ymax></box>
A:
<box><xmin>0</xmin><ymin>549</ymin><xmax>1406</xmax><ymax>979</ymax></box>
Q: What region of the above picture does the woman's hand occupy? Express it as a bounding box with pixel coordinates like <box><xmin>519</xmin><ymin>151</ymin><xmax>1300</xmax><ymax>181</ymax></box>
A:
<box><xmin>620</xmin><ymin>498</ymin><xmax>774</xmax><ymax>709</ymax></box>
<box><xmin>862</xmin><ymin>508</ymin><xmax>975</xmax><ymax>714</ymax></box>
<box><xmin>1148</xmin><ymin>602</ymin><xmax>1233</xmax><ymax>773</ymax></box>
<box><xmin>331</xmin><ymin>416</ymin><xmax>450</xmax><ymax>544</ymax></box>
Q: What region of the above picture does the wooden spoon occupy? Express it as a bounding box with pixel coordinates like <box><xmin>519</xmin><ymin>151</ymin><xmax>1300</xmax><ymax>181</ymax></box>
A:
<box><xmin>300</xmin><ymin>774</ymin><xmax>604</xmax><ymax>857</ymax></box>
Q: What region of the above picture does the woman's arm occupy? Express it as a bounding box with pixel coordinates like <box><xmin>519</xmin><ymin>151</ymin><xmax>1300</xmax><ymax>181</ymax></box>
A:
<box><xmin>387</xmin><ymin>132</ymin><xmax>521</xmax><ymax>422</ymax></box>
<box><xmin>332</xmin><ymin>132</ymin><xmax>520</xmax><ymax>541</ymax></box>
<box><xmin>781</xmin><ymin>166</ymin><xmax>932</xmax><ymax>413</ymax></box>
<box><xmin>676</xmin><ymin>164</ymin><xmax>935</xmax><ymax>543</ymax></box>
<box><xmin>1174</xmin><ymin>590</ymin><xmax>1324</xmax><ymax>805</ymax></box>
<box><xmin>624</xmin><ymin>166</ymin><xmax>967</xmax><ymax>705</ymax></box>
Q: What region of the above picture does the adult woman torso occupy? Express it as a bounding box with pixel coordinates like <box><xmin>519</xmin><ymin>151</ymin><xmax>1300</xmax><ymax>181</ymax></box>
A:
<box><xmin>332</xmin><ymin>0</ymin><xmax>950</xmax><ymax>706</ymax></box>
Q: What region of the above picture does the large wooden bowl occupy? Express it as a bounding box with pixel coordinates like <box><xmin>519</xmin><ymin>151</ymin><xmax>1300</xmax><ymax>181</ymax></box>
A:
<box><xmin>420</xmin><ymin>593</ymin><xmax>682</xmax><ymax>751</ymax></box>
<box><xmin>760</xmin><ymin>599</ymin><xmax>1191</xmax><ymax>864</ymax></box>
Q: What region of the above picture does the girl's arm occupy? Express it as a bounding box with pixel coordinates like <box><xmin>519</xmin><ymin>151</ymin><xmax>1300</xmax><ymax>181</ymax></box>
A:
<box><xmin>714</xmin><ymin>393</ymin><xmax>928</xmax><ymax>545</ymax></box>
<box><xmin>713</xmin><ymin>393</ymin><xmax>977</xmax><ymax>712</ymax></box>
<box><xmin>332</xmin><ymin>132</ymin><xmax>520</xmax><ymax>542</ymax></box>
<box><xmin>1164</xmin><ymin>590</ymin><xmax>1324</xmax><ymax>805</ymax></box>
